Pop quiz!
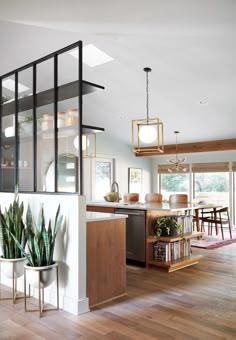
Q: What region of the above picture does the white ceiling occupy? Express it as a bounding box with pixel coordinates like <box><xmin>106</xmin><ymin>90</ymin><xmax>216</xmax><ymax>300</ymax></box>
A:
<box><xmin>0</xmin><ymin>0</ymin><xmax>235</xmax><ymax>146</ymax></box>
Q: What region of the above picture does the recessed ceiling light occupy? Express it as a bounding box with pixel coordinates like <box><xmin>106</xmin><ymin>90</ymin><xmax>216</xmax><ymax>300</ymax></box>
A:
<box><xmin>199</xmin><ymin>101</ymin><xmax>208</xmax><ymax>106</ymax></box>
<box><xmin>69</xmin><ymin>44</ymin><xmax>113</xmax><ymax>67</ymax></box>
<box><xmin>2</xmin><ymin>79</ymin><xmax>30</xmax><ymax>93</ymax></box>
<box><xmin>119</xmin><ymin>115</ymin><xmax>128</xmax><ymax>120</ymax></box>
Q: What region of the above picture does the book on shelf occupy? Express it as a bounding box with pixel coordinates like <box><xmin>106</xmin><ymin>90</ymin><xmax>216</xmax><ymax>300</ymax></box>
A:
<box><xmin>153</xmin><ymin>239</ymin><xmax>191</xmax><ymax>262</ymax></box>
<box><xmin>153</xmin><ymin>242</ymin><xmax>169</xmax><ymax>261</ymax></box>
<box><xmin>176</xmin><ymin>215</ymin><xmax>193</xmax><ymax>234</ymax></box>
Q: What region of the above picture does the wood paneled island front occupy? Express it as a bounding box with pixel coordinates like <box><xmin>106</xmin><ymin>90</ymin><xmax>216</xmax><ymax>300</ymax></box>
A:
<box><xmin>87</xmin><ymin>202</ymin><xmax>204</xmax><ymax>272</ymax></box>
<box><xmin>86</xmin><ymin>212</ymin><xmax>127</xmax><ymax>307</ymax></box>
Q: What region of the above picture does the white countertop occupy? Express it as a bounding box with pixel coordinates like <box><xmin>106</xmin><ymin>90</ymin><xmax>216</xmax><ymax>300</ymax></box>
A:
<box><xmin>86</xmin><ymin>211</ymin><xmax>128</xmax><ymax>222</ymax></box>
<box><xmin>87</xmin><ymin>201</ymin><xmax>193</xmax><ymax>212</ymax></box>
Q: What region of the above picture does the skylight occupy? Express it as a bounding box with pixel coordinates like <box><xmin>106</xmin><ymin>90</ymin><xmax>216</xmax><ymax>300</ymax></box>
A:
<box><xmin>69</xmin><ymin>44</ymin><xmax>113</xmax><ymax>67</ymax></box>
<box><xmin>2</xmin><ymin>79</ymin><xmax>30</xmax><ymax>93</ymax></box>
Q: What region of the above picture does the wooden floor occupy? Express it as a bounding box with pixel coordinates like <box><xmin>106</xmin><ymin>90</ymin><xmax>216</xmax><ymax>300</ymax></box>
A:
<box><xmin>1</xmin><ymin>244</ymin><xmax>236</xmax><ymax>339</ymax></box>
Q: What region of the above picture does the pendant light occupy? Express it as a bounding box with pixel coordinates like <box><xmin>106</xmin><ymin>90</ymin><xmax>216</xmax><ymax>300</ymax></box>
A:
<box><xmin>168</xmin><ymin>131</ymin><xmax>187</xmax><ymax>172</ymax></box>
<box><xmin>73</xmin><ymin>133</ymin><xmax>96</xmax><ymax>158</ymax></box>
<box><xmin>132</xmin><ymin>67</ymin><xmax>164</xmax><ymax>155</ymax></box>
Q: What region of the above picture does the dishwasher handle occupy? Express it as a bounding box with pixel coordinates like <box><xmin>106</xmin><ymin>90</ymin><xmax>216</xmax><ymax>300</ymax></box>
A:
<box><xmin>115</xmin><ymin>209</ymin><xmax>145</xmax><ymax>216</ymax></box>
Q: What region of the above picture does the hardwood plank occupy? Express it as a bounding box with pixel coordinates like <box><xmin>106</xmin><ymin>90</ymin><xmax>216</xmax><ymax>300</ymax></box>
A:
<box><xmin>1</xmin><ymin>244</ymin><xmax>236</xmax><ymax>339</ymax></box>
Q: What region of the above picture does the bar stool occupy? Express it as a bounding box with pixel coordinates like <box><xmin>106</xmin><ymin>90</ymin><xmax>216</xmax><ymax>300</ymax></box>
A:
<box><xmin>145</xmin><ymin>193</ymin><xmax>162</xmax><ymax>203</ymax></box>
<box><xmin>169</xmin><ymin>194</ymin><xmax>188</xmax><ymax>204</ymax></box>
<box><xmin>127</xmin><ymin>193</ymin><xmax>139</xmax><ymax>203</ymax></box>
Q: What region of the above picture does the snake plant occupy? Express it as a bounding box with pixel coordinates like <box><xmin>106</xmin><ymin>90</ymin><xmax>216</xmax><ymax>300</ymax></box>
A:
<box><xmin>11</xmin><ymin>204</ymin><xmax>63</xmax><ymax>267</ymax></box>
<box><xmin>0</xmin><ymin>197</ymin><xmax>27</xmax><ymax>259</ymax></box>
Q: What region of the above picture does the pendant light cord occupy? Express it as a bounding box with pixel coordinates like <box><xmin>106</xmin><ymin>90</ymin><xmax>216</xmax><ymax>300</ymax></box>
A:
<box><xmin>144</xmin><ymin>67</ymin><xmax>152</xmax><ymax>124</ymax></box>
<box><xmin>175</xmin><ymin>132</ymin><xmax>178</xmax><ymax>161</ymax></box>
<box><xmin>146</xmin><ymin>71</ymin><xmax>149</xmax><ymax>123</ymax></box>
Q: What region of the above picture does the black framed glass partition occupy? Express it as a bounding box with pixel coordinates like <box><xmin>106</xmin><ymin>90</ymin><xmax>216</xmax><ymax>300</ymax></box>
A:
<box><xmin>0</xmin><ymin>41</ymin><xmax>104</xmax><ymax>194</ymax></box>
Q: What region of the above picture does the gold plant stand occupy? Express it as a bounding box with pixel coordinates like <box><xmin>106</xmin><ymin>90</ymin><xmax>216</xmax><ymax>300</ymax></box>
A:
<box><xmin>0</xmin><ymin>258</ymin><xmax>30</xmax><ymax>303</ymax></box>
<box><xmin>24</xmin><ymin>262</ymin><xmax>59</xmax><ymax>318</ymax></box>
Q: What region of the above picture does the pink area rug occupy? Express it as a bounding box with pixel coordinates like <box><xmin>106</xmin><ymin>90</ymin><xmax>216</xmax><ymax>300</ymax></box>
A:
<box><xmin>191</xmin><ymin>237</ymin><xmax>236</xmax><ymax>249</ymax></box>
<box><xmin>191</xmin><ymin>229</ymin><xmax>236</xmax><ymax>249</ymax></box>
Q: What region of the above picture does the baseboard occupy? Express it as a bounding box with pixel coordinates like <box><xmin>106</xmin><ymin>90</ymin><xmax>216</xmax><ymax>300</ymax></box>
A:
<box><xmin>63</xmin><ymin>295</ymin><xmax>90</xmax><ymax>315</ymax></box>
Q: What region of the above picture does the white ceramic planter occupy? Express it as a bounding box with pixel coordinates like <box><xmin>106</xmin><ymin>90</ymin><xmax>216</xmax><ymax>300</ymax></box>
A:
<box><xmin>0</xmin><ymin>257</ymin><xmax>26</xmax><ymax>279</ymax></box>
<box><xmin>24</xmin><ymin>262</ymin><xmax>58</xmax><ymax>289</ymax></box>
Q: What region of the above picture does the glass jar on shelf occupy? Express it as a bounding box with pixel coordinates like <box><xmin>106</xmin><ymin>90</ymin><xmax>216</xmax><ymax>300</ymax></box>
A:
<box><xmin>41</xmin><ymin>113</ymin><xmax>54</xmax><ymax>131</ymax></box>
<box><xmin>57</xmin><ymin>112</ymin><xmax>65</xmax><ymax>128</ymax></box>
<box><xmin>65</xmin><ymin>108</ymin><xmax>79</xmax><ymax>126</ymax></box>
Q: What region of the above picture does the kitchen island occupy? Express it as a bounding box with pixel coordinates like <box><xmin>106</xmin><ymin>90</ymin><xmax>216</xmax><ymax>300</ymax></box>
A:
<box><xmin>87</xmin><ymin>202</ymin><xmax>203</xmax><ymax>272</ymax></box>
<box><xmin>86</xmin><ymin>212</ymin><xmax>127</xmax><ymax>307</ymax></box>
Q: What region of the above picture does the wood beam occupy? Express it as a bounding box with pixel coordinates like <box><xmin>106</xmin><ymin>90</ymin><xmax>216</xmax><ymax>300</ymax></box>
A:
<box><xmin>135</xmin><ymin>138</ymin><xmax>236</xmax><ymax>157</ymax></box>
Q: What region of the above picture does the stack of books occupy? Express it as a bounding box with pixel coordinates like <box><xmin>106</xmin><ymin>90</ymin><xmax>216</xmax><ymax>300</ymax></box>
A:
<box><xmin>176</xmin><ymin>215</ymin><xmax>193</xmax><ymax>234</ymax></box>
<box><xmin>153</xmin><ymin>239</ymin><xmax>191</xmax><ymax>262</ymax></box>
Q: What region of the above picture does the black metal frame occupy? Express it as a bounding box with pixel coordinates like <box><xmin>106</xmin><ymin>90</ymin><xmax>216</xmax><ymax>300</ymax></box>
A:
<box><xmin>0</xmin><ymin>40</ymin><xmax>104</xmax><ymax>195</ymax></box>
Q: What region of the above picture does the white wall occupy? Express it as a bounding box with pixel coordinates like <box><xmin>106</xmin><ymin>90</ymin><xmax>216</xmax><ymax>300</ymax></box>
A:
<box><xmin>83</xmin><ymin>133</ymin><xmax>153</xmax><ymax>202</ymax></box>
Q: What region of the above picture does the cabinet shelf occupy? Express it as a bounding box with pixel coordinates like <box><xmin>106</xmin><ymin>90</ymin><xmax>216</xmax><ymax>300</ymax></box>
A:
<box><xmin>1</xmin><ymin>124</ymin><xmax>104</xmax><ymax>144</ymax></box>
<box><xmin>146</xmin><ymin>214</ymin><xmax>204</xmax><ymax>272</ymax></box>
<box><xmin>147</xmin><ymin>254</ymin><xmax>204</xmax><ymax>273</ymax></box>
<box><xmin>2</xmin><ymin>80</ymin><xmax>104</xmax><ymax>117</ymax></box>
<box><xmin>147</xmin><ymin>232</ymin><xmax>204</xmax><ymax>243</ymax></box>
<box><xmin>1</xmin><ymin>166</ymin><xmax>31</xmax><ymax>170</ymax></box>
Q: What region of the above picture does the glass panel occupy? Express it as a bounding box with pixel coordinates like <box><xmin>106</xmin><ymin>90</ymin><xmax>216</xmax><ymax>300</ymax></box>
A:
<box><xmin>18</xmin><ymin>67</ymin><xmax>33</xmax><ymax>191</ymax></box>
<box><xmin>37</xmin><ymin>58</ymin><xmax>54</xmax><ymax>93</ymax></box>
<box><xmin>45</xmin><ymin>154</ymin><xmax>78</xmax><ymax>192</ymax></box>
<box><xmin>234</xmin><ymin>172</ymin><xmax>236</xmax><ymax>227</ymax></box>
<box><xmin>160</xmin><ymin>173</ymin><xmax>189</xmax><ymax>201</ymax></box>
<box><xmin>57</xmin><ymin>48</ymin><xmax>79</xmax><ymax>192</ymax></box>
<box><xmin>58</xmin><ymin>47</ymin><xmax>79</xmax><ymax>87</ymax></box>
<box><xmin>1</xmin><ymin>74</ymin><xmax>15</xmax><ymax>191</ymax></box>
<box><xmin>94</xmin><ymin>160</ymin><xmax>112</xmax><ymax>200</ymax></box>
<box><xmin>194</xmin><ymin>172</ymin><xmax>229</xmax><ymax>206</ymax></box>
<box><xmin>36</xmin><ymin>58</ymin><xmax>55</xmax><ymax>191</ymax></box>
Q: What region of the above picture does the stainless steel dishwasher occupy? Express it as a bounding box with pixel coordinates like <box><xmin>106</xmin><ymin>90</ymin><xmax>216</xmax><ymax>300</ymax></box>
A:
<box><xmin>114</xmin><ymin>208</ymin><xmax>146</xmax><ymax>266</ymax></box>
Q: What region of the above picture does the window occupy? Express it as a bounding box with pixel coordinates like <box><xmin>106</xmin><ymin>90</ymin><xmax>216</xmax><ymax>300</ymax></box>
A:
<box><xmin>159</xmin><ymin>173</ymin><xmax>190</xmax><ymax>201</ymax></box>
<box><xmin>193</xmin><ymin>172</ymin><xmax>229</xmax><ymax>206</ymax></box>
<box><xmin>192</xmin><ymin>162</ymin><xmax>229</xmax><ymax>207</ymax></box>
<box><xmin>232</xmin><ymin>162</ymin><xmax>236</xmax><ymax>226</ymax></box>
<box><xmin>92</xmin><ymin>158</ymin><xmax>114</xmax><ymax>200</ymax></box>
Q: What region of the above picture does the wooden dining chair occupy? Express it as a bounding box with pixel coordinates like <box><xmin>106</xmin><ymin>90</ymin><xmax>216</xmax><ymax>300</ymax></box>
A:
<box><xmin>204</xmin><ymin>207</ymin><xmax>232</xmax><ymax>240</ymax></box>
<box><xmin>169</xmin><ymin>194</ymin><xmax>188</xmax><ymax>204</ymax></box>
<box><xmin>145</xmin><ymin>193</ymin><xmax>162</xmax><ymax>203</ymax></box>
<box><xmin>197</xmin><ymin>208</ymin><xmax>215</xmax><ymax>233</ymax></box>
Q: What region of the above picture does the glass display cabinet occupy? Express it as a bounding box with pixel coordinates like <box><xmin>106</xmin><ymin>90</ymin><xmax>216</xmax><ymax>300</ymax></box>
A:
<box><xmin>0</xmin><ymin>41</ymin><xmax>104</xmax><ymax>194</ymax></box>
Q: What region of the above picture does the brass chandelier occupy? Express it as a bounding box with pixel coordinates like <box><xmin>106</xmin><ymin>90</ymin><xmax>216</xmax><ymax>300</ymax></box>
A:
<box><xmin>132</xmin><ymin>67</ymin><xmax>164</xmax><ymax>155</ymax></box>
<box><xmin>168</xmin><ymin>131</ymin><xmax>187</xmax><ymax>172</ymax></box>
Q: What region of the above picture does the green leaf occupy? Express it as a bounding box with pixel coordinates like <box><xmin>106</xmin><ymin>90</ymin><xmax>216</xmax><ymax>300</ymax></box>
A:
<box><xmin>42</xmin><ymin>231</ymin><xmax>50</xmax><ymax>265</ymax></box>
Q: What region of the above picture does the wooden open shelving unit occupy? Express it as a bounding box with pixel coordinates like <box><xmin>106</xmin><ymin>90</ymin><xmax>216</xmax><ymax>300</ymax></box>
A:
<box><xmin>146</xmin><ymin>232</ymin><xmax>204</xmax><ymax>272</ymax></box>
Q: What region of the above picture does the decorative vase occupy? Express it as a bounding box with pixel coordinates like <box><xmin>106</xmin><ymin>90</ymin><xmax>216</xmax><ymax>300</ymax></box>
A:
<box><xmin>169</xmin><ymin>227</ymin><xmax>178</xmax><ymax>237</ymax></box>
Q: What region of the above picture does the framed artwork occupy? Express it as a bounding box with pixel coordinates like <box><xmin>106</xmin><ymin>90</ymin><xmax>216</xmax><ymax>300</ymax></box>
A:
<box><xmin>128</xmin><ymin>167</ymin><xmax>142</xmax><ymax>194</ymax></box>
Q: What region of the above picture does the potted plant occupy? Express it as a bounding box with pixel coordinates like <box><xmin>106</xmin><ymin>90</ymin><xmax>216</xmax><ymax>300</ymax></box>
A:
<box><xmin>104</xmin><ymin>192</ymin><xmax>119</xmax><ymax>202</ymax></box>
<box><xmin>155</xmin><ymin>216</ymin><xmax>182</xmax><ymax>238</ymax></box>
<box><xmin>18</xmin><ymin>116</ymin><xmax>33</xmax><ymax>136</ymax></box>
<box><xmin>0</xmin><ymin>195</ymin><xmax>27</xmax><ymax>280</ymax></box>
<box><xmin>11</xmin><ymin>204</ymin><xmax>63</xmax><ymax>289</ymax></box>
